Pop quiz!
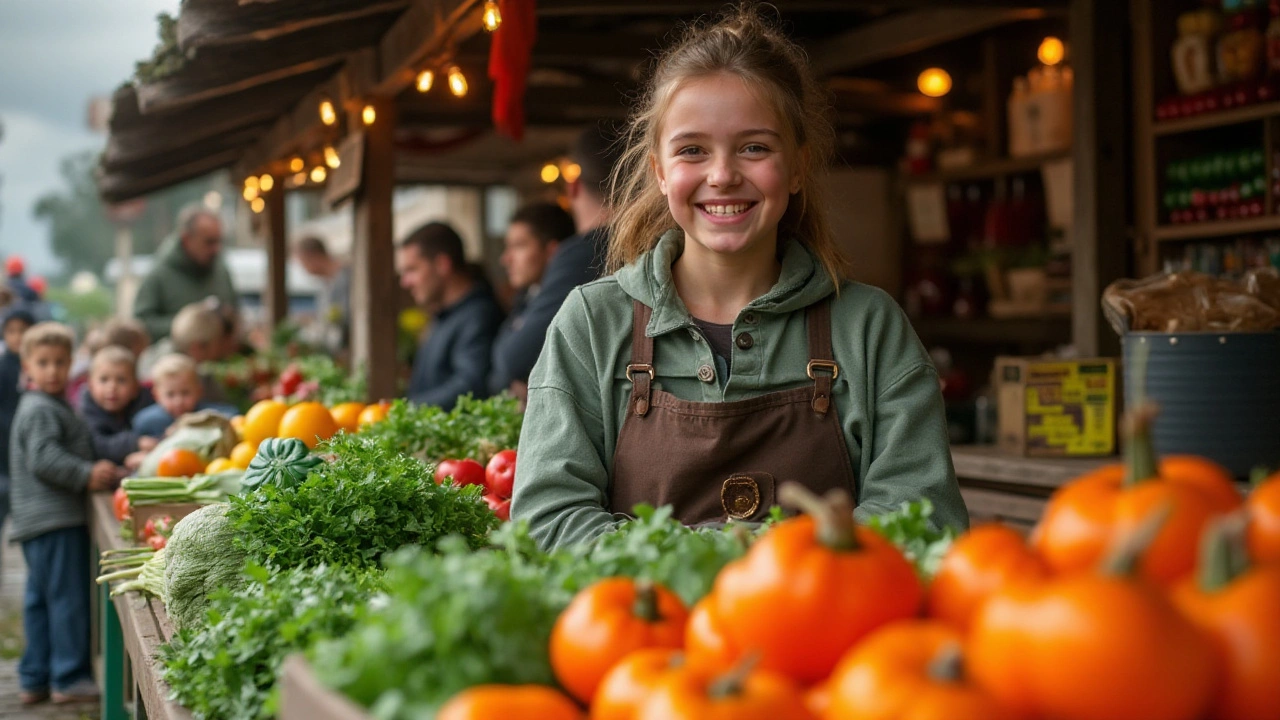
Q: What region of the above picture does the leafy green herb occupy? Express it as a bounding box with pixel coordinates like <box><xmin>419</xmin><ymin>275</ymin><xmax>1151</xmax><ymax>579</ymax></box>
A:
<box><xmin>162</xmin><ymin>563</ymin><xmax>383</xmax><ymax>720</ymax></box>
<box><xmin>864</xmin><ymin>499</ymin><xmax>956</xmax><ymax>579</ymax></box>
<box><xmin>293</xmin><ymin>355</ymin><xmax>367</xmax><ymax>406</ymax></box>
<box><xmin>353</xmin><ymin>395</ymin><xmax>522</xmax><ymax>464</ymax></box>
<box><xmin>228</xmin><ymin>434</ymin><xmax>498</xmax><ymax>570</ymax></box>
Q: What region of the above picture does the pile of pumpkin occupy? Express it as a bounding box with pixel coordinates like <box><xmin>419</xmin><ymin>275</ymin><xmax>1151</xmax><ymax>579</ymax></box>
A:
<box><xmin>435</xmin><ymin>405</ymin><xmax>1280</xmax><ymax>720</ymax></box>
<box><xmin>202</xmin><ymin>398</ymin><xmax>390</xmax><ymax>474</ymax></box>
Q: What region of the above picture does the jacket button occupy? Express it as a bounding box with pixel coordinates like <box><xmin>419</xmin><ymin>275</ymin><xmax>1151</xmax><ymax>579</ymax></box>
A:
<box><xmin>735</xmin><ymin>332</ymin><xmax>754</xmax><ymax>350</ymax></box>
<box><xmin>689</xmin><ymin>329</ymin><xmax>703</xmax><ymax>341</ymax></box>
<box><xmin>697</xmin><ymin>364</ymin><xmax>715</xmax><ymax>383</ymax></box>
<box><xmin>743</xmin><ymin>311</ymin><xmax>758</xmax><ymax>324</ymax></box>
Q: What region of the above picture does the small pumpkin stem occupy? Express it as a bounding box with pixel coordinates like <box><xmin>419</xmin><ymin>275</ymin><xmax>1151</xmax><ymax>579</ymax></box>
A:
<box><xmin>1250</xmin><ymin>466</ymin><xmax>1274</xmax><ymax>488</ymax></box>
<box><xmin>1197</xmin><ymin>511</ymin><xmax>1251</xmax><ymax>593</ymax></box>
<box><xmin>707</xmin><ymin>652</ymin><xmax>761</xmax><ymax>700</ymax></box>
<box><xmin>778</xmin><ymin>483</ymin><xmax>859</xmax><ymax>551</ymax></box>
<box><xmin>632</xmin><ymin>579</ymin><xmax>663</xmax><ymax>623</ymax></box>
<box><xmin>1121</xmin><ymin>403</ymin><xmax>1161</xmax><ymax>488</ymax></box>
<box><xmin>925</xmin><ymin>642</ymin><xmax>965</xmax><ymax>684</ymax></box>
<box><xmin>1101</xmin><ymin>502</ymin><xmax>1171</xmax><ymax>576</ymax></box>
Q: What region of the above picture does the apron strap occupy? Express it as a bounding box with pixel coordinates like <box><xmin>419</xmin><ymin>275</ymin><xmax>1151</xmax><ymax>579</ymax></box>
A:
<box><xmin>806</xmin><ymin>299</ymin><xmax>838</xmax><ymax>414</ymax></box>
<box><xmin>627</xmin><ymin>300</ymin><xmax>655</xmax><ymax>416</ymax></box>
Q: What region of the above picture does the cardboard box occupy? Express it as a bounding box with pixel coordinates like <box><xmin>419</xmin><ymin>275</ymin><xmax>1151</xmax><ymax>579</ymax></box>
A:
<box><xmin>996</xmin><ymin>356</ymin><xmax>1117</xmax><ymax>457</ymax></box>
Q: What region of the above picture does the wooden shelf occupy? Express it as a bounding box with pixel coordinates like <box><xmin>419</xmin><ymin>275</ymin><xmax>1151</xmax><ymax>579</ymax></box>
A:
<box><xmin>1152</xmin><ymin>214</ymin><xmax>1280</xmax><ymax>242</ymax></box>
<box><xmin>904</xmin><ymin>150</ymin><xmax>1071</xmax><ymax>184</ymax></box>
<box><xmin>1154</xmin><ymin>100</ymin><xmax>1280</xmax><ymax>137</ymax></box>
<box><xmin>911</xmin><ymin>314</ymin><xmax>1072</xmax><ymax>345</ymax></box>
<box><xmin>951</xmin><ymin>444</ymin><xmax>1112</xmax><ymax>490</ymax></box>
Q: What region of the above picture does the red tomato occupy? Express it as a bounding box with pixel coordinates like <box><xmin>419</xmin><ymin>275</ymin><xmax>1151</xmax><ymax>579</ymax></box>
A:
<box><xmin>279</xmin><ymin>365</ymin><xmax>303</xmax><ymax>395</ymax></box>
<box><xmin>435</xmin><ymin>459</ymin><xmax>486</xmax><ymax>488</ymax></box>
<box><xmin>141</xmin><ymin>517</ymin><xmax>156</xmax><ymax>541</ymax></box>
<box><xmin>148</xmin><ymin>534</ymin><xmax>167</xmax><ymax>551</ymax></box>
<box><xmin>113</xmin><ymin>487</ymin><xmax>131</xmax><ymax>521</ymax></box>
<box><xmin>485</xmin><ymin>450</ymin><xmax>517</xmax><ymax>499</ymax></box>
<box><xmin>485</xmin><ymin>494</ymin><xmax>511</xmax><ymax>521</ymax></box>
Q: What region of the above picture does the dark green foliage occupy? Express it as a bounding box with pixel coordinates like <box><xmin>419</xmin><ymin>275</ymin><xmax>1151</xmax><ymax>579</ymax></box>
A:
<box><xmin>352</xmin><ymin>395</ymin><xmax>522</xmax><ymax>464</ymax></box>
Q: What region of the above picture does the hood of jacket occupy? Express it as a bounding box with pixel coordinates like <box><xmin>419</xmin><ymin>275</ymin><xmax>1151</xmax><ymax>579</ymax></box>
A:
<box><xmin>613</xmin><ymin>230</ymin><xmax>837</xmax><ymax>336</ymax></box>
<box><xmin>158</xmin><ymin>234</ymin><xmax>218</xmax><ymax>279</ymax></box>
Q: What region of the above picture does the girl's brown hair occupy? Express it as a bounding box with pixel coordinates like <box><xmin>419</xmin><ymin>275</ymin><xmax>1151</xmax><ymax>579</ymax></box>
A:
<box><xmin>606</xmin><ymin>4</ymin><xmax>850</xmax><ymax>285</ymax></box>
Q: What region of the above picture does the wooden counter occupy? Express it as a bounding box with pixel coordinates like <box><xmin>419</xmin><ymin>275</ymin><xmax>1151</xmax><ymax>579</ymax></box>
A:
<box><xmin>89</xmin><ymin>492</ymin><xmax>193</xmax><ymax>720</ymax></box>
<box><xmin>950</xmin><ymin>445</ymin><xmax>1113</xmax><ymax>528</ymax></box>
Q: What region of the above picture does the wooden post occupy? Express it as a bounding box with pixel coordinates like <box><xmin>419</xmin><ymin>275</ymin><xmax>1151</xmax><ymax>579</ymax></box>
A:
<box><xmin>1069</xmin><ymin>0</ymin><xmax>1130</xmax><ymax>357</ymax></box>
<box><xmin>265</xmin><ymin>176</ymin><xmax>288</xmax><ymax>328</ymax></box>
<box><xmin>350</xmin><ymin>97</ymin><xmax>399</xmax><ymax>402</ymax></box>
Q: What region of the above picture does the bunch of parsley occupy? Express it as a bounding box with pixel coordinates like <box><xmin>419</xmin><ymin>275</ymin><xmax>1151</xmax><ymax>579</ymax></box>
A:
<box><xmin>355</xmin><ymin>395</ymin><xmax>523</xmax><ymax>464</ymax></box>
<box><xmin>864</xmin><ymin>498</ymin><xmax>956</xmax><ymax>579</ymax></box>
<box><xmin>162</xmin><ymin>563</ymin><xmax>384</xmax><ymax>720</ymax></box>
<box><xmin>227</xmin><ymin>434</ymin><xmax>498</xmax><ymax>570</ymax></box>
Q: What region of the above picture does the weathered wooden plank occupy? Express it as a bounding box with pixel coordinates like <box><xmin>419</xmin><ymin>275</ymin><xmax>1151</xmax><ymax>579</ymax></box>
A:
<box><xmin>950</xmin><ymin>444</ymin><xmax>1110</xmax><ymax>490</ymax></box>
<box><xmin>809</xmin><ymin>8</ymin><xmax>1048</xmax><ymax>76</ymax></box>
<box><xmin>958</xmin><ymin>486</ymin><xmax>1044</xmax><ymax>528</ymax></box>
<box><xmin>102</xmin><ymin>126</ymin><xmax>265</xmax><ymax>179</ymax></box>
<box><xmin>265</xmin><ymin>177</ymin><xmax>289</xmax><ymax>327</ymax></box>
<box><xmin>100</xmin><ymin>149</ymin><xmax>241</xmax><ymax>203</ymax></box>
<box><xmin>535</xmin><ymin>0</ymin><xmax>1066</xmax><ymax>15</ymax></box>
<box><xmin>280</xmin><ymin>655</ymin><xmax>371</xmax><ymax>720</ymax></box>
<box><xmin>179</xmin><ymin>0</ymin><xmax>407</xmax><ymax>51</ymax></box>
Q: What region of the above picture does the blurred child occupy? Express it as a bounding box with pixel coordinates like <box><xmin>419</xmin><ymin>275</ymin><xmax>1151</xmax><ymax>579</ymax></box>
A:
<box><xmin>170</xmin><ymin>302</ymin><xmax>233</xmax><ymax>404</ymax></box>
<box><xmin>0</xmin><ymin>308</ymin><xmax>34</xmax><ymax>540</ymax></box>
<box><xmin>80</xmin><ymin>347</ymin><xmax>157</xmax><ymax>471</ymax></box>
<box><xmin>131</xmin><ymin>354</ymin><xmax>236</xmax><ymax>438</ymax></box>
<box><xmin>65</xmin><ymin>328</ymin><xmax>105</xmax><ymax>410</ymax></box>
<box><xmin>10</xmin><ymin>322</ymin><xmax>123</xmax><ymax>705</ymax></box>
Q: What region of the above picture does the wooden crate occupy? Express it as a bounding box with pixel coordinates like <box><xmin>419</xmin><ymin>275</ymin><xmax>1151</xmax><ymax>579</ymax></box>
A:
<box><xmin>280</xmin><ymin>655</ymin><xmax>372</xmax><ymax>720</ymax></box>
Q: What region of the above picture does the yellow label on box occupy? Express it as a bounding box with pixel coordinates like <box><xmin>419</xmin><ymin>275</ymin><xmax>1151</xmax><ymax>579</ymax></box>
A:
<box><xmin>1024</xmin><ymin>361</ymin><xmax>1116</xmax><ymax>455</ymax></box>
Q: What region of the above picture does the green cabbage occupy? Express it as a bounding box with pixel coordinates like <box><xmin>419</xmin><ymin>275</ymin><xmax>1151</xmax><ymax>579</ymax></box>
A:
<box><xmin>163</xmin><ymin>503</ymin><xmax>247</xmax><ymax>631</ymax></box>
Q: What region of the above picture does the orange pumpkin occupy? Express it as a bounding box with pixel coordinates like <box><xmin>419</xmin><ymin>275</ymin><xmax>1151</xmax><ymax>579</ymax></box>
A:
<box><xmin>826</xmin><ymin>620</ymin><xmax>1022</xmax><ymax>720</ymax></box>
<box><xmin>1173</xmin><ymin>514</ymin><xmax>1280</xmax><ymax>720</ymax></box>
<box><xmin>278</xmin><ymin>401</ymin><xmax>339</xmax><ymax>449</ymax></box>
<box><xmin>684</xmin><ymin>596</ymin><xmax>737</xmax><ymax>674</ymax></box>
<box><xmin>157</xmin><ymin>448</ymin><xmax>205</xmax><ymax>478</ymax></box>
<box><xmin>1031</xmin><ymin>404</ymin><xmax>1241</xmax><ymax>586</ymax></box>
<box><xmin>969</xmin><ymin>509</ymin><xmax>1216</xmax><ymax>720</ymax></box>
<box><xmin>591</xmin><ymin>648</ymin><xmax>681</xmax><ymax>720</ymax></box>
<box><xmin>1245</xmin><ymin>471</ymin><xmax>1280</xmax><ymax>564</ymax></box>
<box><xmin>635</xmin><ymin>660</ymin><xmax>813</xmax><ymax>720</ymax></box>
<box><xmin>437</xmin><ymin>685</ymin><xmax>584</xmax><ymax>720</ymax></box>
<box><xmin>329</xmin><ymin>402</ymin><xmax>366</xmax><ymax>434</ymax></box>
<box><xmin>927</xmin><ymin>523</ymin><xmax>1047</xmax><ymax>633</ymax></box>
<box><xmin>713</xmin><ymin>485</ymin><xmax>922</xmax><ymax>684</ymax></box>
<box><xmin>550</xmin><ymin>578</ymin><xmax>688</xmax><ymax>705</ymax></box>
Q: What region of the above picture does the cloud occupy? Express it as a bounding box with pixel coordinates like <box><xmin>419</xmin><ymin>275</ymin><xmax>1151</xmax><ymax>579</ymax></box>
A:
<box><xmin>0</xmin><ymin>0</ymin><xmax>179</xmax><ymax>275</ymax></box>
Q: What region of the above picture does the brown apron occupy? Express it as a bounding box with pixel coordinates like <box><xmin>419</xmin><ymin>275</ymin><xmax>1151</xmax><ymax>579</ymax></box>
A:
<box><xmin>609</xmin><ymin>299</ymin><xmax>858</xmax><ymax>525</ymax></box>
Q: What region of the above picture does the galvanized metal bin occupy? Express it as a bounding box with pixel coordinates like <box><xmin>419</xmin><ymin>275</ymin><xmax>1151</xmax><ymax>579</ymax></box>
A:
<box><xmin>1122</xmin><ymin>331</ymin><xmax>1280</xmax><ymax>478</ymax></box>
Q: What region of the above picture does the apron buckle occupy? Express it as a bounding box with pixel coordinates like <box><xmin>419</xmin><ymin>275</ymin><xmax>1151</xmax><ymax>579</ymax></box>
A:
<box><xmin>626</xmin><ymin>364</ymin><xmax>655</xmax><ymax>382</ymax></box>
<box><xmin>806</xmin><ymin>359</ymin><xmax>839</xmax><ymax>380</ymax></box>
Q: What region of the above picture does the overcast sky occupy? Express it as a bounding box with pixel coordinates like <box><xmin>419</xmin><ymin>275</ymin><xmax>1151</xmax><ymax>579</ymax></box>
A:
<box><xmin>0</xmin><ymin>0</ymin><xmax>178</xmax><ymax>276</ymax></box>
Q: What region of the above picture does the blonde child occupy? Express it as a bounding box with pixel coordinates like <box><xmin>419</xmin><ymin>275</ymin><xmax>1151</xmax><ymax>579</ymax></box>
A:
<box><xmin>132</xmin><ymin>354</ymin><xmax>205</xmax><ymax>438</ymax></box>
<box><xmin>511</xmin><ymin>8</ymin><xmax>967</xmax><ymax>550</ymax></box>
<box><xmin>169</xmin><ymin>301</ymin><xmax>235</xmax><ymax>404</ymax></box>
<box><xmin>80</xmin><ymin>346</ymin><xmax>157</xmax><ymax>470</ymax></box>
<box><xmin>10</xmin><ymin>323</ymin><xmax>123</xmax><ymax>704</ymax></box>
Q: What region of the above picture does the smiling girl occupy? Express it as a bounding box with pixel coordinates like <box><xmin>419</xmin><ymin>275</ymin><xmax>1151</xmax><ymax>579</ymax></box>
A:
<box><xmin>511</xmin><ymin>7</ymin><xmax>968</xmax><ymax>549</ymax></box>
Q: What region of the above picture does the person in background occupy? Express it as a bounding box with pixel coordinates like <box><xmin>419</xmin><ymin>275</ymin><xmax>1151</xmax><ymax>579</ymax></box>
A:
<box><xmin>483</xmin><ymin>124</ymin><xmax>625</xmax><ymax>404</ymax></box>
<box><xmin>167</xmin><ymin>301</ymin><xmax>235</xmax><ymax>404</ymax></box>
<box><xmin>10</xmin><ymin>322</ymin><xmax>123</xmax><ymax>706</ymax></box>
<box><xmin>5</xmin><ymin>256</ymin><xmax>39</xmax><ymax>305</ymax></box>
<box><xmin>132</xmin><ymin>354</ymin><xmax>235</xmax><ymax>439</ymax></box>
<box><xmin>66</xmin><ymin>329</ymin><xmax>105</xmax><ymax>412</ymax></box>
<box><xmin>79</xmin><ymin>347</ymin><xmax>157</xmax><ymax>471</ymax></box>
<box><xmin>293</xmin><ymin>235</ymin><xmax>351</xmax><ymax>352</ymax></box>
<box><xmin>132</xmin><ymin>204</ymin><xmax>238</xmax><ymax>342</ymax></box>
<box><xmin>0</xmin><ymin>309</ymin><xmax>34</xmax><ymax>543</ymax></box>
<box><xmin>488</xmin><ymin>203</ymin><xmax>577</xmax><ymax>399</ymax></box>
<box><xmin>396</xmin><ymin>222</ymin><xmax>504</xmax><ymax>410</ymax></box>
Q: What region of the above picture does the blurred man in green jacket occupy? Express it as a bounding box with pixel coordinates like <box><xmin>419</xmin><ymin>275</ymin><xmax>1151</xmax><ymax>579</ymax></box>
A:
<box><xmin>133</xmin><ymin>204</ymin><xmax>237</xmax><ymax>342</ymax></box>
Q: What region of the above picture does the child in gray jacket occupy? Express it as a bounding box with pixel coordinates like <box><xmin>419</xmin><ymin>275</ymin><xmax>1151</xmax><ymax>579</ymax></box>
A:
<box><xmin>9</xmin><ymin>323</ymin><xmax>123</xmax><ymax>705</ymax></box>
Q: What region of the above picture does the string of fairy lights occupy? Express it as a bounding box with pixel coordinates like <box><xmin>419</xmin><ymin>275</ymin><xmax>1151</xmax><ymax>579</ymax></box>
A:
<box><xmin>241</xmin><ymin>0</ymin><xmax>504</xmax><ymax>213</ymax></box>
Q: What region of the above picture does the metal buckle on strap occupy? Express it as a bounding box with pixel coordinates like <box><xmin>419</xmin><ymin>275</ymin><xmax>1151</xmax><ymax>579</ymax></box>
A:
<box><xmin>806</xmin><ymin>359</ymin><xmax>839</xmax><ymax>380</ymax></box>
<box><xmin>626</xmin><ymin>363</ymin><xmax>655</xmax><ymax>382</ymax></box>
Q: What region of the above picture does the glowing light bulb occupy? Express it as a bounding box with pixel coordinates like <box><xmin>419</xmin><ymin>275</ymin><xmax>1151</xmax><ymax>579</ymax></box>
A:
<box><xmin>319</xmin><ymin>100</ymin><xmax>337</xmax><ymax>126</ymax></box>
<box><xmin>416</xmin><ymin>69</ymin><xmax>435</xmax><ymax>93</ymax></box>
<box><xmin>448</xmin><ymin>66</ymin><xmax>468</xmax><ymax>97</ymax></box>
<box><xmin>259</xmin><ymin>174</ymin><xmax>274</xmax><ymax>192</ymax></box>
<box><xmin>362</xmin><ymin>105</ymin><xmax>376</xmax><ymax>126</ymax></box>
<box><xmin>324</xmin><ymin>146</ymin><xmax>341</xmax><ymax>169</ymax></box>
<box><xmin>482</xmin><ymin>0</ymin><xmax>502</xmax><ymax>32</ymax></box>
<box><xmin>540</xmin><ymin>163</ymin><xmax>560</xmax><ymax>183</ymax></box>
<box><xmin>562</xmin><ymin>162</ymin><xmax>582</xmax><ymax>183</ymax></box>
<box><xmin>250</xmin><ymin>197</ymin><xmax>265</xmax><ymax>213</ymax></box>
<box><xmin>244</xmin><ymin>175</ymin><xmax>259</xmax><ymax>191</ymax></box>
<box><xmin>311</xmin><ymin>166</ymin><xmax>327</xmax><ymax>183</ymax></box>
<box><xmin>242</xmin><ymin>185</ymin><xmax>258</xmax><ymax>202</ymax></box>
<box><xmin>917</xmin><ymin>68</ymin><xmax>952</xmax><ymax>98</ymax></box>
<box><xmin>1038</xmin><ymin>36</ymin><xmax>1065</xmax><ymax>66</ymax></box>
<box><xmin>289</xmin><ymin>156</ymin><xmax>305</xmax><ymax>173</ymax></box>
<box><xmin>292</xmin><ymin>172</ymin><xmax>307</xmax><ymax>187</ymax></box>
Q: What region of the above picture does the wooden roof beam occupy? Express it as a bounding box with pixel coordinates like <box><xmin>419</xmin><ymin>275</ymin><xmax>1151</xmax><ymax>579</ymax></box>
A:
<box><xmin>99</xmin><ymin>149</ymin><xmax>242</xmax><ymax>204</ymax></box>
<box><xmin>810</xmin><ymin>7</ymin><xmax>1050</xmax><ymax>76</ymax></box>
<box><xmin>234</xmin><ymin>0</ymin><xmax>484</xmax><ymax>178</ymax></box>
<box><xmin>534</xmin><ymin>0</ymin><xmax>1065</xmax><ymax>16</ymax></box>
<box><xmin>178</xmin><ymin>0</ymin><xmax>408</xmax><ymax>51</ymax></box>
